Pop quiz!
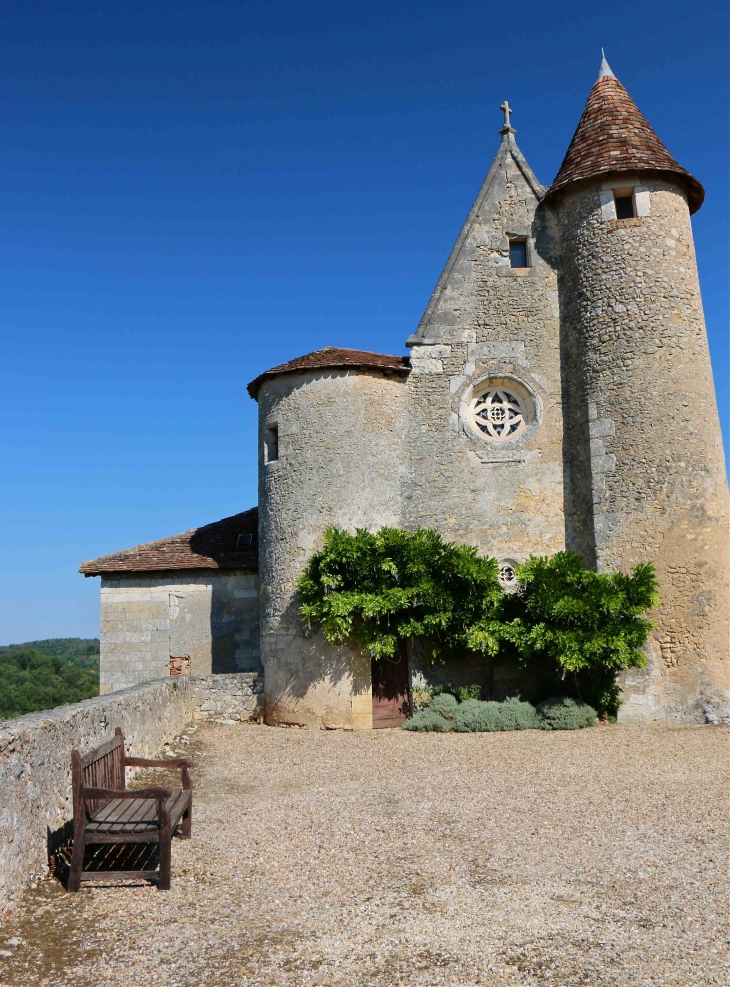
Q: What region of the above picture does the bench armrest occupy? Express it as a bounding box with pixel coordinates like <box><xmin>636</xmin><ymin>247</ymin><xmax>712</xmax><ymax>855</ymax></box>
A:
<box><xmin>84</xmin><ymin>786</ymin><xmax>172</xmax><ymax>801</ymax></box>
<box><xmin>124</xmin><ymin>756</ymin><xmax>192</xmax><ymax>790</ymax></box>
<box><xmin>124</xmin><ymin>757</ymin><xmax>190</xmax><ymax>768</ymax></box>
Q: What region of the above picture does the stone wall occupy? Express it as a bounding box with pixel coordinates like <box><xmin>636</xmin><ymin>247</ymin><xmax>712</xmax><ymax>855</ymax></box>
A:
<box><xmin>557</xmin><ymin>177</ymin><xmax>730</xmax><ymax>722</ymax></box>
<box><xmin>0</xmin><ymin>673</ymin><xmax>262</xmax><ymax>906</ymax></box>
<box><xmin>100</xmin><ymin>570</ymin><xmax>261</xmax><ymax>693</ymax></box>
<box><xmin>257</xmin><ymin>369</ymin><xmax>408</xmax><ymax>728</ymax></box>
<box><xmin>404</xmin><ymin>132</ymin><xmax>566</xmax><ymax>568</ymax></box>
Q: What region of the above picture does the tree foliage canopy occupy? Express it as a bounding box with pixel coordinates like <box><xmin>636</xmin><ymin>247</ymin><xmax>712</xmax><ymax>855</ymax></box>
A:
<box><xmin>297</xmin><ymin>526</ymin><xmax>503</xmax><ymax>662</ymax></box>
<box><xmin>0</xmin><ymin>640</ymin><xmax>100</xmax><ymax>721</ymax></box>
<box><xmin>297</xmin><ymin>529</ymin><xmax>659</xmax><ymax>715</ymax></box>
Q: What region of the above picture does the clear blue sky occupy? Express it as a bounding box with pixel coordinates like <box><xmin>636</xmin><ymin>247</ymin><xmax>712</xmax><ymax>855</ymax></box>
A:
<box><xmin>0</xmin><ymin>0</ymin><xmax>727</xmax><ymax>643</ymax></box>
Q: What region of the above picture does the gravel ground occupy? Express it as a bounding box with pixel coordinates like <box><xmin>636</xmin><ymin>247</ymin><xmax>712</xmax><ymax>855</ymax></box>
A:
<box><xmin>0</xmin><ymin>721</ymin><xmax>727</xmax><ymax>987</ymax></box>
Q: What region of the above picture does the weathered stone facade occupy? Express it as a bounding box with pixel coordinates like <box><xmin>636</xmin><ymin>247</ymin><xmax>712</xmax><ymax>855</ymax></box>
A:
<box><xmin>257</xmin><ymin>369</ymin><xmax>408</xmax><ymax>727</ymax></box>
<box><xmin>557</xmin><ymin>177</ymin><xmax>729</xmax><ymax>721</ymax></box>
<box><xmin>250</xmin><ymin>67</ymin><xmax>728</xmax><ymax>729</ymax></box>
<box><xmin>0</xmin><ymin>673</ymin><xmax>263</xmax><ymax>905</ymax></box>
<box><xmin>403</xmin><ymin>133</ymin><xmax>564</xmax><ymax>563</ymax></box>
<box><xmin>81</xmin><ymin>61</ymin><xmax>728</xmax><ymax>729</ymax></box>
<box><xmin>99</xmin><ymin>571</ymin><xmax>261</xmax><ymax>693</ymax></box>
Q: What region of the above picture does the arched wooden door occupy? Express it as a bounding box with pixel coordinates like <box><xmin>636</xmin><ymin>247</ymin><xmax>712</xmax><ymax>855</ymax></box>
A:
<box><xmin>371</xmin><ymin>642</ymin><xmax>410</xmax><ymax>728</ymax></box>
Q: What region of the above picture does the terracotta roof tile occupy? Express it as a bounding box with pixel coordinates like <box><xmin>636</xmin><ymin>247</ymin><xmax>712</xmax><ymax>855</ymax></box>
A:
<box><xmin>545</xmin><ymin>75</ymin><xmax>703</xmax><ymax>213</ymax></box>
<box><xmin>247</xmin><ymin>347</ymin><xmax>410</xmax><ymax>398</ymax></box>
<box><xmin>80</xmin><ymin>508</ymin><xmax>258</xmax><ymax>576</ymax></box>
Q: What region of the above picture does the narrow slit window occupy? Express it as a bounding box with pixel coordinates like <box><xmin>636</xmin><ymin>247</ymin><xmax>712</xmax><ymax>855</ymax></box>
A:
<box><xmin>265</xmin><ymin>424</ymin><xmax>279</xmax><ymax>463</ymax></box>
<box><xmin>614</xmin><ymin>193</ymin><xmax>635</xmax><ymax>219</ymax></box>
<box><xmin>509</xmin><ymin>239</ymin><xmax>528</xmax><ymax>268</ymax></box>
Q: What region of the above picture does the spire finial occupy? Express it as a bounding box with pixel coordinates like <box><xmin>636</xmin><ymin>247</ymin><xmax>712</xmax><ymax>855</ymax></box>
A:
<box><xmin>499</xmin><ymin>99</ymin><xmax>516</xmax><ymax>138</ymax></box>
<box><xmin>597</xmin><ymin>48</ymin><xmax>615</xmax><ymax>80</ymax></box>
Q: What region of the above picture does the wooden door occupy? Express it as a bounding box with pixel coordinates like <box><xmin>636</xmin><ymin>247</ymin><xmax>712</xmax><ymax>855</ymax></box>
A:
<box><xmin>371</xmin><ymin>643</ymin><xmax>410</xmax><ymax>728</ymax></box>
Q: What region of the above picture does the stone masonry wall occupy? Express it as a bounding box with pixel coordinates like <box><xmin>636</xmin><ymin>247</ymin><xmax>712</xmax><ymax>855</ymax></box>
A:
<box><xmin>100</xmin><ymin>571</ymin><xmax>260</xmax><ymax>693</ymax></box>
<box><xmin>0</xmin><ymin>673</ymin><xmax>262</xmax><ymax>906</ymax></box>
<box><xmin>404</xmin><ymin>134</ymin><xmax>566</xmax><ymax>568</ymax></box>
<box><xmin>557</xmin><ymin>178</ymin><xmax>730</xmax><ymax>722</ymax></box>
<box><xmin>257</xmin><ymin>369</ymin><xmax>408</xmax><ymax>729</ymax></box>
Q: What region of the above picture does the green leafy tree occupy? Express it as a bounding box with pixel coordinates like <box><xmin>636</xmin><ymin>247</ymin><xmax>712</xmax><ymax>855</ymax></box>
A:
<box><xmin>0</xmin><ymin>648</ymin><xmax>99</xmax><ymax>721</ymax></box>
<box><xmin>297</xmin><ymin>526</ymin><xmax>503</xmax><ymax>663</ymax></box>
<box><xmin>0</xmin><ymin>637</ymin><xmax>99</xmax><ymax>671</ymax></box>
<box><xmin>477</xmin><ymin>551</ymin><xmax>659</xmax><ymax>714</ymax></box>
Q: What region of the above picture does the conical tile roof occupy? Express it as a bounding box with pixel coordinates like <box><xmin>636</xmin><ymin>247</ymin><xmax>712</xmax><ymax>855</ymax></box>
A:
<box><xmin>545</xmin><ymin>73</ymin><xmax>703</xmax><ymax>213</ymax></box>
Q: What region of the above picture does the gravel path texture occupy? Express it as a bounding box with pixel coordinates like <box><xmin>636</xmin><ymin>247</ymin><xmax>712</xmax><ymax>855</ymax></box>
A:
<box><xmin>0</xmin><ymin>721</ymin><xmax>727</xmax><ymax>986</ymax></box>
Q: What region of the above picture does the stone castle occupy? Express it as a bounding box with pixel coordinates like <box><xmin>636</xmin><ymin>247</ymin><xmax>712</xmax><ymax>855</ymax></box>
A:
<box><xmin>81</xmin><ymin>57</ymin><xmax>729</xmax><ymax>727</ymax></box>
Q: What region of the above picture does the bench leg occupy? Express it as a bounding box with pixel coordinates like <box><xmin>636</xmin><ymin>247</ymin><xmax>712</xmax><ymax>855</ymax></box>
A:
<box><xmin>158</xmin><ymin>820</ymin><xmax>172</xmax><ymax>891</ymax></box>
<box><xmin>181</xmin><ymin>798</ymin><xmax>192</xmax><ymax>839</ymax></box>
<box><xmin>67</xmin><ymin>825</ymin><xmax>84</xmax><ymax>893</ymax></box>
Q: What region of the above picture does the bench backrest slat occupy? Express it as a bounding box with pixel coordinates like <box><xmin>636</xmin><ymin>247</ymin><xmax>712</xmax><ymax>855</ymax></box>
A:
<box><xmin>81</xmin><ymin>733</ymin><xmax>122</xmax><ymax>768</ymax></box>
<box><xmin>72</xmin><ymin>729</ymin><xmax>126</xmax><ymax>819</ymax></box>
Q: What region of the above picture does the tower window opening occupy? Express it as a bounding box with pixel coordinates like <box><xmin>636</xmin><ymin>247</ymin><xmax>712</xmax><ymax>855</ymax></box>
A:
<box><xmin>265</xmin><ymin>424</ymin><xmax>279</xmax><ymax>463</ymax></box>
<box><xmin>614</xmin><ymin>191</ymin><xmax>635</xmax><ymax>219</ymax></box>
<box><xmin>509</xmin><ymin>239</ymin><xmax>528</xmax><ymax>268</ymax></box>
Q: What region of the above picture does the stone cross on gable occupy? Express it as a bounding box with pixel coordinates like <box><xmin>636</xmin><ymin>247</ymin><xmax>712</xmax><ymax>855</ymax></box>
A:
<box><xmin>499</xmin><ymin>100</ymin><xmax>516</xmax><ymax>136</ymax></box>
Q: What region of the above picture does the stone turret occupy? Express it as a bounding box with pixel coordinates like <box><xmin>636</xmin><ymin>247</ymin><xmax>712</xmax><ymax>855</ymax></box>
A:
<box><xmin>544</xmin><ymin>57</ymin><xmax>729</xmax><ymax>722</ymax></box>
<box><xmin>248</xmin><ymin>348</ymin><xmax>410</xmax><ymax>728</ymax></box>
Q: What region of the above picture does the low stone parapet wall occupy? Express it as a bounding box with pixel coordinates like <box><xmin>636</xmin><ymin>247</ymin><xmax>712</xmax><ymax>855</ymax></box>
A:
<box><xmin>0</xmin><ymin>673</ymin><xmax>263</xmax><ymax>907</ymax></box>
<box><xmin>192</xmin><ymin>673</ymin><xmax>264</xmax><ymax>722</ymax></box>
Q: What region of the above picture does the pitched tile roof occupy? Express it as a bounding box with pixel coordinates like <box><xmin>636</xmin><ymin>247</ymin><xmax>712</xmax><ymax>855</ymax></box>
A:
<box><xmin>545</xmin><ymin>75</ymin><xmax>704</xmax><ymax>213</ymax></box>
<box><xmin>80</xmin><ymin>508</ymin><xmax>259</xmax><ymax>576</ymax></box>
<box><xmin>247</xmin><ymin>347</ymin><xmax>410</xmax><ymax>398</ymax></box>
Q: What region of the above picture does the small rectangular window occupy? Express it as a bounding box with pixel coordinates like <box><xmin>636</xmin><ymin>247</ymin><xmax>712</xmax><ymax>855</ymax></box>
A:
<box><xmin>265</xmin><ymin>424</ymin><xmax>278</xmax><ymax>463</ymax></box>
<box><xmin>236</xmin><ymin>533</ymin><xmax>253</xmax><ymax>549</ymax></box>
<box><xmin>509</xmin><ymin>239</ymin><xmax>528</xmax><ymax>268</ymax></box>
<box><xmin>614</xmin><ymin>193</ymin><xmax>635</xmax><ymax>219</ymax></box>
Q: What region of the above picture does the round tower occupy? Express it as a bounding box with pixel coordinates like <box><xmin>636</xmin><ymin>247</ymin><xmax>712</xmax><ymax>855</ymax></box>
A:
<box><xmin>545</xmin><ymin>56</ymin><xmax>729</xmax><ymax>722</ymax></box>
<box><xmin>247</xmin><ymin>348</ymin><xmax>410</xmax><ymax>728</ymax></box>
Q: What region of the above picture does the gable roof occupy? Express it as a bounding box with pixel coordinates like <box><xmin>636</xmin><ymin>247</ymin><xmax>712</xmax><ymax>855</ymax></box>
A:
<box><xmin>79</xmin><ymin>508</ymin><xmax>259</xmax><ymax>577</ymax></box>
<box><xmin>408</xmin><ymin>132</ymin><xmax>546</xmax><ymax>346</ymax></box>
<box><xmin>544</xmin><ymin>73</ymin><xmax>704</xmax><ymax>213</ymax></box>
<box><xmin>247</xmin><ymin>347</ymin><xmax>410</xmax><ymax>399</ymax></box>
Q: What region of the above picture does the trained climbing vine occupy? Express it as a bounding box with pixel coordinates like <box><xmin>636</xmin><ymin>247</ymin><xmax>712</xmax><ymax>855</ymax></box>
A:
<box><xmin>297</xmin><ymin>527</ymin><xmax>659</xmax><ymax>714</ymax></box>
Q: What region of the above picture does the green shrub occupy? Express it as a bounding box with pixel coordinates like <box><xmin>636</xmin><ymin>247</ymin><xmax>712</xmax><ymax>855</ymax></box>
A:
<box><xmin>537</xmin><ymin>696</ymin><xmax>597</xmax><ymax>730</ymax></box>
<box><xmin>410</xmin><ymin>696</ymin><xmax>544</xmax><ymax>732</ymax></box>
<box><xmin>297</xmin><ymin>526</ymin><xmax>503</xmax><ymax>663</ymax></box>
<box><xmin>402</xmin><ymin>710</ymin><xmax>453</xmax><ymax>732</ymax></box>
<box><xmin>428</xmin><ymin>693</ymin><xmax>459</xmax><ymax>720</ymax></box>
<box><xmin>298</xmin><ymin>528</ymin><xmax>658</xmax><ymax>720</ymax></box>
<box><xmin>451</xmin><ymin>699</ymin><xmax>503</xmax><ymax>732</ymax></box>
<box><xmin>486</xmin><ymin>551</ymin><xmax>659</xmax><ymax>716</ymax></box>
<box><xmin>497</xmin><ymin>697</ymin><xmax>544</xmax><ymax>730</ymax></box>
<box><xmin>455</xmin><ymin>684</ymin><xmax>482</xmax><ymax>702</ymax></box>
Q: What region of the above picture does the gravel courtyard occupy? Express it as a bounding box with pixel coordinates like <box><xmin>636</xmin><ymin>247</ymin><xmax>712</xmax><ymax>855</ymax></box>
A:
<box><xmin>0</xmin><ymin>721</ymin><xmax>727</xmax><ymax>987</ymax></box>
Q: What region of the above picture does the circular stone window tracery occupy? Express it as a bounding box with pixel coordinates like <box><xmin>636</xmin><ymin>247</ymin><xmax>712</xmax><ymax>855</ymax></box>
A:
<box><xmin>466</xmin><ymin>377</ymin><xmax>536</xmax><ymax>442</ymax></box>
<box><xmin>498</xmin><ymin>559</ymin><xmax>519</xmax><ymax>590</ymax></box>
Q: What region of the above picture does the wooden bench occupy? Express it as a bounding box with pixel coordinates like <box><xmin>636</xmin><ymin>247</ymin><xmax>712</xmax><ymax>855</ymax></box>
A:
<box><xmin>68</xmin><ymin>727</ymin><xmax>192</xmax><ymax>892</ymax></box>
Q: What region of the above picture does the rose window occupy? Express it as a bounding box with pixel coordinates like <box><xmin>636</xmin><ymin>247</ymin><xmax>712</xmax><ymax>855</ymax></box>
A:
<box><xmin>498</xmin><ymin>560</ymin><xmax>519</xmax><ymax>590</ymax></box>
<box><xmin>467</xmin><ymin>385</ymin><xmax>529</xmax><ymax>441</ymax></box>
<box><xmin>499</xmin><ymin>562</ymin><xmax>517</xmax><ymax>586</ymax></box>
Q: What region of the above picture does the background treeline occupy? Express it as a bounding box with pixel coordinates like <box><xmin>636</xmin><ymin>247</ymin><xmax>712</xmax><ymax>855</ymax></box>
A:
<box><xmin>0</xmin><ymin>638</ymin><xmax>100</xmax><ymax>721</ymax></box>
